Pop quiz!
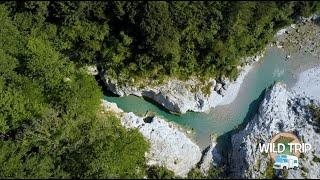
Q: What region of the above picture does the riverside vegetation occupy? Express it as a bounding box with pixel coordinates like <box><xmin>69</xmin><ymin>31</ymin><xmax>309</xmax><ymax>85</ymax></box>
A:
<box><xmin>309</xmin><ymin>103</ymin><xmax>320</xmax><ymax>133</ymax></box>
<box><xmin>0</xmin><ymin>1</ymin><xmax>320</xmax><ymax>178</ymax></box>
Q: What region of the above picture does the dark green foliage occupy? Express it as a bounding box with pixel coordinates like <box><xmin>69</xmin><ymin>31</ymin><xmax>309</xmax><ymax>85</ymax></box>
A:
<box><xmin>187</xmin><ymin>167</ymin><xmax>224</xmax><ymax>179</ymax></box>
<box><xmin>4</xmin><ymin>1</ymin><xmax>319</xmax><ymax>85</ymax></box>
<box><xmin>308</xmin><ymin>103</ymin><xmax>320</xmax><ymax>133</ymax></box>
<box><xmin>309</xmin><ymin>104</ymin><xmax>320</xmax><ymax>123</ymax></box>
<box><xmin>99</xmin><ymin>1</ymin><xmax>319</xmax><ymax>83</ymax></box>
<box><xmin>0</xmin><ymin>1</ymin><xmax>319</xmax><ymax>179</ymax></box>
<box><xmin>313</xmin><ymin>155</ymin><xmax>320</xmax><ymax>163</ymax></box>
<box><xmin>0</xmin><ymin>4</ymin><xmax>149</xmax><ymax>178</ymax></box>
<box><xmin>187</xmin><ymin>168</ymin><xmax>206</xmax><ymax>179</ymax></box>
<box><xmin>147</xmin><ymin>166</ymin><xmax>175</xmax><ymax>179</ymax></box>
<box><xmin>263</xmin><ymin>161</ymin><xmax>276</xmax><ymax>179</ymax></box>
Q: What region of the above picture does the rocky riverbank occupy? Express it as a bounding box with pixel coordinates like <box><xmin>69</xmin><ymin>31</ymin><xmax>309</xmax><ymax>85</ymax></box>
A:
<box><xmin>292</xmin><ymin>66</ymin><xmax>320</xmax><ymax>100</ymax></box>
<box><xmin>101</xmin><ymin>100</ymin><xmax>202</xmax><ymax>177</ymax></box>
<box><xmin>199</xmin><ymin>134</ymin><xmax>223</xmax><ymax>175</ymax></box>
<box><xmin>98</xmin><ymin>14</ymin><xmax>320</xmax><ymax>114</ymax></box>
<box><xmin>100</xmin><ymin>51</ymin><xmax>264</xmax><ymax>114</ymax></box>
<box><xmin>275</xmin><ymin>14</ymin><xmax>320</xmax><ymax>58</ymax></box>
<box><xmin>229</xmin><ymin>82</ymin><xmax>320</xmax><ymax>179</ymax></box>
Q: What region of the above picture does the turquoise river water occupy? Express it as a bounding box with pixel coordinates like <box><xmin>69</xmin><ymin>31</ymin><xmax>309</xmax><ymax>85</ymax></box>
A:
<box><xmin>104</xmin><ymin>47</ymin><xmax>318</xmax><ymax>149</ymax></box>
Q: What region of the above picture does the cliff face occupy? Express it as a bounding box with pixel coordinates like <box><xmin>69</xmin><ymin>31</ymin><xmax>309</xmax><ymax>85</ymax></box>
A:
<box><xmin>101</xmin><ymin>53</ymin><xmax>263</xmax><ymax>114</ymax></box>
<box><xmin>102</xmin><ymin>100</ymin><xmax>202</xmax><ymax>177</ymax></box>
<box><xmin>229</xmin><ymin>82</ymin><xmax>320</xmax><ymax>179</ymax></box>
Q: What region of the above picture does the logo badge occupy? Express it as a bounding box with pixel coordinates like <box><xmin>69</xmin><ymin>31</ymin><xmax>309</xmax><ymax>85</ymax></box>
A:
<box><xmin>258</xmin><ymin>132</ymin><xmax>312</xmax><ymax>170</ymax></box>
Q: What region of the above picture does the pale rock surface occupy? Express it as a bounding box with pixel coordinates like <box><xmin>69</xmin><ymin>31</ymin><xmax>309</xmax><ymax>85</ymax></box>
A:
<box><xmin>121</xmin><ymin>113</ymin><xmax>202</xmax><ymax>177</ymax></box>
<box><xmin>102</xmin><ymin>100</ymin><xmax>123</xmax><ymax>113</ymax></box>
<box><xmin>199</xmin><ymin>134</ymin><xmax>222</xmax><ymax>175</ymax></box>
<box><xmin>292</xmin><ymin>66</ymin><xmax>320</xmax><ymax>100</ymax></box>
<box><xmin>101</xmin><ymin>100</ymin><xmax>202</xmax><ymax>177</ymax></box>
<box><xmin>86</xmin><ymin>65</ymin><xmax>99</xmax><ymax>75</ymax></box>
<box><xmin>101</xmin><ymin>52</ymin><xmax>264</xmax><ymax>113</ymax></box>
<box><xmin>229</xmin><ymin>82</ymin><xmax>320</xmax><ymax>179</ymax></box>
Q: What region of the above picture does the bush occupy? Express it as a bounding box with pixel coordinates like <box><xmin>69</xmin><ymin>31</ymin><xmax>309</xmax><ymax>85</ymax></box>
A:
<box><xmin>147</xmin><ymin>166</ymin><xmax>175</xmax><ymax>179</ymax></box>
<box><xmin>263</xmin><ymin>161</ymin><xmax>276</xmax><ymax>179</ymax></box>
<box><xmin>308</xmin><ymin>103</ymin><xmax>320</xmax><ymax>132</ymax></box>
<box><xmin>313</xmin><ymin>155</ymin><xmax>320</xmax><ymax>163</ymax></box>
<box><xmin>187</xmin><ymin>167</ymin><xmax>224</xmax><ymax>179</ymax></box>
<box><xmin>187</xmin><ymin>168</ymin><xmax>205</xmax><ymax>179</ymax></box>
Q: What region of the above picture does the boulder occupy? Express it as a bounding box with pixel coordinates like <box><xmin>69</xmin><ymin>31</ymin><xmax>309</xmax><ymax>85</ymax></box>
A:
<box><xmin>222</xmin><ymin>84</ymin><xmax>229</xmax><ymax>90</ymax></box>
<box><xmin>210</xmin><ymin>79</ymin><xmax>217</xmax><ymax>88</ymax></box>
<box><xmin>214</xmin><ymin>83</ymin><xmax>222</xmax><ymax>92</ymax></box>
<box><xmin>86</xmin><ymin>65</ymin><xmax>98</xmax><ymax>75</ymax></box>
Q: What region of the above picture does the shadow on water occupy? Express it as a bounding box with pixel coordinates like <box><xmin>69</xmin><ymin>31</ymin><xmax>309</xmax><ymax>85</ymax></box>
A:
<box><xmin>141</xmin><ymin>96</ymin><xmax>182</xmax><ymax>116</ymax></box>
<box><xmin>96</xmin><ymin>72</ymin><xmax>182</xmax><ymax>116</ymax></box>
<box><xmin>215</xmin><ymin>88</ymin><xmax>267</xmax><ymax>173</ymax></box>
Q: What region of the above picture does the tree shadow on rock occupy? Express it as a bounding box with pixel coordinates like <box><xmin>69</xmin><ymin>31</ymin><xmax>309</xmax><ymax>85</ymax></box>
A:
<box><xmin>94</xmin><ymin>73</ymin><xmax>120</xmax><ymax>97</ymax></box>
<box><xmin>214</xmin><ymin>88</ymin><xmax>267</xmax><ymax>177</ymax></box>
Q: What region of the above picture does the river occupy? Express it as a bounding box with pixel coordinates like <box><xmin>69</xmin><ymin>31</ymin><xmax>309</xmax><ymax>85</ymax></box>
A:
<box><xmin>104</xmin><ymin>47</ymin><xmax>319</xmax><ymax>149</ymax></box>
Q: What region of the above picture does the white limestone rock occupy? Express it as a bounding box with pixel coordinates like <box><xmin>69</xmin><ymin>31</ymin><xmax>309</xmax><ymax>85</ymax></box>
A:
<box><xmin>200</xmin><ymin>135</ymin><xmax>222</xmax><ymax>175</ymax></box>
<box><xmin>86</xmin><ymin>65</ymin><xmax>99</xmax><ymax>75</ymax></box>
<box><xmin>101</xmin><ymin>100</ymin><xmax>202</xmax><ymax>177</ymax></box>
<box><xmin>229</xmin><ymin>82</ymin><xmax>320</xmax><ymax>179</ymax></box>
<box><xmin>102</xmin><ymin>100</ymin><xmax>123</xmax><ymax>113</ymax></box>
<box><xmin>214</xmin><ymin>83</ymin><xmax>222</xmax><ymax>91</ymax></box>
<box><xmin>101</xmin><ymin>52</ymin><xmax>265</xmax><ymax>114</ymax></box>
<box><xmin>121</xmin><ymin>112</ymin><xmax>202</xmax><ymax>177</ymax></box>
<box><xmin>292</xmin><ymin>66</ymin><xmax>320</xmax><ymax>100</ymax></box>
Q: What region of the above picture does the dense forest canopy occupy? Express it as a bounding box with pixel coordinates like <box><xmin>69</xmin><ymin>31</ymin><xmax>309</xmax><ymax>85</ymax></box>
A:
<box><xmin>0</xmin><ymin>2</ymin><xmax>149</xmax><ymax>178</ymax></box>
<box><xmin>0</xmin><ymin>1</ymin><xmax>319</xmax><ymax>178</ymax></box>
<box><xmin>4</xmin><ymin>1</ymin><xmax>320</xmax><ymax>84</ymax></box>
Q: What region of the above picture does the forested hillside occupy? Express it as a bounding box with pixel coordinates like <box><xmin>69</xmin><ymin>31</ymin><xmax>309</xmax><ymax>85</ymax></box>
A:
<box><xmin>3</xmin><ymin>1</ymin><xmax>320</xmax><ymax>83</ymax></box>
<box><xmin>0</xmin><ymin>1</ymin><xmax>319</xmax><ymax>178</ymax></box>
